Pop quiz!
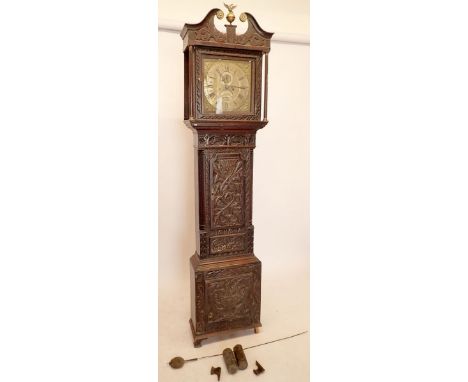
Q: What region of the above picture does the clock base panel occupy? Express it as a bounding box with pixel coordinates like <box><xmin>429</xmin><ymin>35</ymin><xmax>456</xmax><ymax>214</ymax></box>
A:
<box><xmin>189</xmin><ymin>254</ymin><xmax>262</xmax><ymax>347</ymax></box>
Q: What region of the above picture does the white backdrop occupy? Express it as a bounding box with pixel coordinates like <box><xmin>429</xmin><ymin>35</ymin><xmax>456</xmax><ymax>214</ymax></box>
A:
<box><xmin>158</xmin><ymin>2</ymin><xmax>310</xmax><ymax>381</ymax></box>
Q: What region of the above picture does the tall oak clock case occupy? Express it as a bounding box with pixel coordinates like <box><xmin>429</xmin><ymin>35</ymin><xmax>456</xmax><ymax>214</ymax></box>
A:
<box><xmin>180</xmin><ymin>8</ymin><xmax>273</xmax><ymax>347</ymax></box>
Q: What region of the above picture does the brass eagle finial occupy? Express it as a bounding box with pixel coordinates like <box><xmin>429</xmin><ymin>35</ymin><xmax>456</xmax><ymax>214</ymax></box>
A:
<box><xmin>223</xmin><ymin>3</ymin><xmax>237</xmax><ymax>24</ymax></box>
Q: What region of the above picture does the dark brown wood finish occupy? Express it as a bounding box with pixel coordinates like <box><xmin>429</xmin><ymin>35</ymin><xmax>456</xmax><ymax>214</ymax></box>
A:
<box><xmin>181</xmin><ymin>8</ymin><xmax>273</xmax><ymax>347</ymax></box>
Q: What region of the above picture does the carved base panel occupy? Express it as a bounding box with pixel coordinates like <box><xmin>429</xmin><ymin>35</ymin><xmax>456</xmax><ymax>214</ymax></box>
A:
<box><xmin>189</xmin><ymin>254</ymin><xmax>261</xmax><ymax>346</ymax></box>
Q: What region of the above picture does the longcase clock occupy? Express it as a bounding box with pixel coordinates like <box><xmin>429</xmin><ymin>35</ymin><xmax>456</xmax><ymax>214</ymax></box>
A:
<box><xmin>180</xmin><ymin>5</ymin><xmax>273</xmax><ymax>347</ymax></box>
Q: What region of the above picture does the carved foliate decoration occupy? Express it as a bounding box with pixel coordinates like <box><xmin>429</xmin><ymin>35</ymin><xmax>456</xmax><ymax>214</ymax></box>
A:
<box><xmin>243</xmin><ymin>149</ymin><xmax>253</xmax><ymax>226</ymax></box>
<box><xmin>194</xmin><ymin>27</ymin><xmax>225</xmax><ymax>44</ymax></box>
<box><xmin>181</xmin><ymin>9</ymin><xmax>273</xmax><ymax>53</ymax></box>
<box><xmin>203</xmin><ymin>149</ymin><xmax>251</xmax><ymax>229</ymax></box>
<box><xmin>199</xmin><ymin>232</ymin><xmax>209</xmax><ymax>256</ymax></box>
<box><xmin>236</xmin><ymin>33</ymin><xmax>266</xmax><ymax>48</ymax></box>
<box><xmin>206</xmin><ymin>274</ymin><xmax>252</xmax><ymax>323</ymax></box>
<box><xmin>213</xmin><ymin>226</ymin><xmax>244</xmax><ymax>235</ymax></box>
<box><xmin>195</xmin><ymin>273</ymin><xmax>205</xmax><ymax>333</ymax></box>
<box><xmin>211</xmin><ymin>154</ymin><xmax>245</xmax><ymax>228</ymax></box>
<box><xmin>251</xmin><ymin>264</ymin><xmax>261</xmax><ymax>323</ymax></box>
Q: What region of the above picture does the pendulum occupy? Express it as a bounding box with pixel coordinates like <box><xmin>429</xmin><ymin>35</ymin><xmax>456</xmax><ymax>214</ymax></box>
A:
<box><xmin>168</xmin><ymin>356</ymin><xmax>198</xmax><ymax>369</ymax></box>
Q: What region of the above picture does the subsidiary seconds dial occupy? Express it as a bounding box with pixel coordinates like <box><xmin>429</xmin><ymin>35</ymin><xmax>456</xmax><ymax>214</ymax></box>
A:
<box><xmin>203</xmin><ymin>59</ymin><xmax>251</xmax><ymax>114</ymax></box>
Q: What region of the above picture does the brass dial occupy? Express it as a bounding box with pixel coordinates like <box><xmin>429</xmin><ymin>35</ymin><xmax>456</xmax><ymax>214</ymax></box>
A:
<box><xmin>203</xmin><ymin>58</ymin><xmax>252</xmax><ymax>114</ymax></box>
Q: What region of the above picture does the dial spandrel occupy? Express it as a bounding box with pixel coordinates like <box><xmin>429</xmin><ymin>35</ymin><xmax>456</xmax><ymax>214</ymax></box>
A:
<box><xmin>203</xmin><ymin>58</ymin><xmax>252</xmax><ymax>114</ymax></box>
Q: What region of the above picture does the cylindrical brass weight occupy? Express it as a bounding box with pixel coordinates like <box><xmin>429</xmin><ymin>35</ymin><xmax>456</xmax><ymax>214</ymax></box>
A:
<box><xmin>222</xmin><ymin>348</ymin><xmax>238</xmax><ymax>374</ymax></box>
<box><xmin>233</xmin><ymin>344</ymin><xmax>248</xmax><ymax>370</ymax></box>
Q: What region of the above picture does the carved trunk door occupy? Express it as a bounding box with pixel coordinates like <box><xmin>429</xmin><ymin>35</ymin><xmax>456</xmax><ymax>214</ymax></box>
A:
<box><xmin>198</xmin><ymin>145</ymin><xmax>254</xmax><ymax>259</ymax></box>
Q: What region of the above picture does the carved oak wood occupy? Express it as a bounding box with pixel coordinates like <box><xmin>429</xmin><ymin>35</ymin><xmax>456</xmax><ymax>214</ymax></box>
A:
<box><xmin>181</xmin><ymin>8</ymin><xmax>272</xmax><ymax>347</ymax></box>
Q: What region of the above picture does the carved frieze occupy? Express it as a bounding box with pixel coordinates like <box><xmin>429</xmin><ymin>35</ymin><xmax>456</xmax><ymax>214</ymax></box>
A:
<box><xmin>212</xmin><ymin>226</ymin><xmax>243</xmax><ymax>236</ymax></box>
<box><xmin>236</xmin><ymin>33</ymin><xmax>266</xmax><ymax>47</ymax></box>
<box><xmin>198</xmin><ymin>133</ymin><xmax>255</xmax><ymax>148</ymax></box>
<box><xmin>191</xmin><ymin>27</ymin><xmax>225</xmax><ymax>44</ymax></box>
<box><xmin>210</xmin><ymin>233</ymin><xmax>245</xmax><ymax>254</ymax></box>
